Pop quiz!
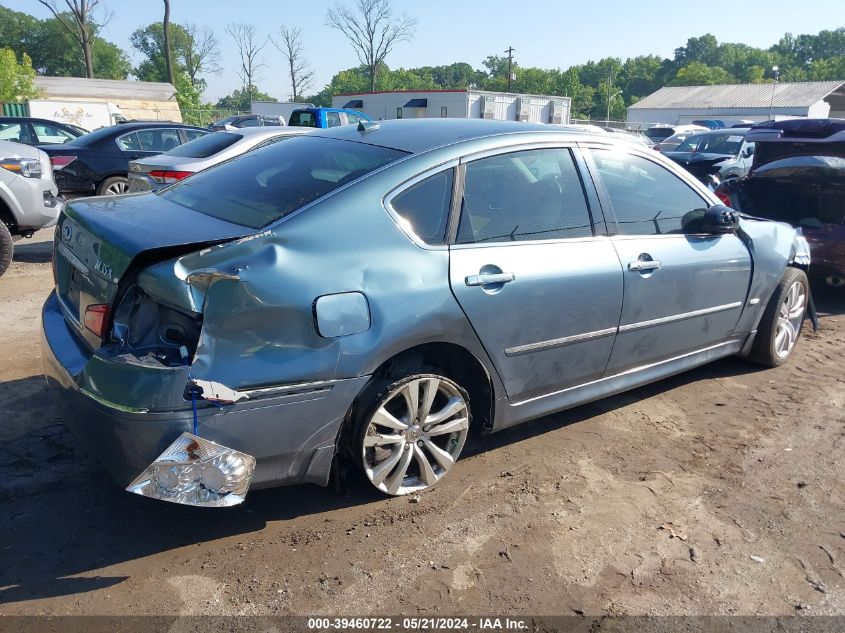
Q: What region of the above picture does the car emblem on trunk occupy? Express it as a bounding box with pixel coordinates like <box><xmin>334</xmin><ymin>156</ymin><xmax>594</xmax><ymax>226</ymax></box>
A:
<box><xmin>63</xmin><ymin>224</ymin><xmax>72</xmax><ymax>242</ymax></box>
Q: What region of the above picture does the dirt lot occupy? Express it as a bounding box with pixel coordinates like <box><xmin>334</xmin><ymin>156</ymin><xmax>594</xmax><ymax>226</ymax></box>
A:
<box><xmin>1</xmin><ymin>229</ymin><xmax>844</xmax><ymax>618</ymax></box>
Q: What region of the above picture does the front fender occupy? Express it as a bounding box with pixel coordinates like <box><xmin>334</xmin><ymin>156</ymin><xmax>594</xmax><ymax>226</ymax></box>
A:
<box><xmin>734</xmin><ymin>217</ymin><xmax>802</xmax><ymax>336</ymax></box>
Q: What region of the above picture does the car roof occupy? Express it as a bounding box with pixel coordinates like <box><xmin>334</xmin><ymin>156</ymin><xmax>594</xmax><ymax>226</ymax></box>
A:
<box><xmin>690</xmin><ymin>128</ymin><xmax>750</xmax><ymax>136</ymax></box>
<box><xmin>309</xmin><ymin>118</ymin><xmax>593</xmax><ymax>153</ymax></box>
<box><xmin>229</xmin><ymin>127</ymin><xmax>313</xmax><ymax>139</ymax></box>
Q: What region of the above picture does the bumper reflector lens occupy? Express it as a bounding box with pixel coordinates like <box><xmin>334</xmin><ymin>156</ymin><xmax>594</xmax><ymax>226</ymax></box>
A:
<box><xmin>126</xmin><ymin>432</ymin><xmax>256</xmax><ymax>507</ymax></box>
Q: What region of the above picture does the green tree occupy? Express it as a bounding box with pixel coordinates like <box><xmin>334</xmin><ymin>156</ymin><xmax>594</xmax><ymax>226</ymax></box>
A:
<box><xmin>215</xmin><ymin>88</ymin><xmax>276</xmax><ymax>112</ymax></box>
<box><xmin>131</xmin><ymin>22</ymin><xmax>193</xmax><ymax>83</ymax></box>
<box><xmin>0</xmin><ymin>6</ymin><xmax>39</xmax><ymax>61</ymax></box>
<box><xmin>0</xmin><ymin>49</ymin><xmax>40</xmax><ymax>102</ymax></box>
<box><xmin>670</xmin><ymin>62</ymin><xmax>735</xmax><ymax>86</ymax></box>
<box><xmin>25</xmin><ymin>15</ymin><xmax>130</xmax><ymax>79</ymax></box>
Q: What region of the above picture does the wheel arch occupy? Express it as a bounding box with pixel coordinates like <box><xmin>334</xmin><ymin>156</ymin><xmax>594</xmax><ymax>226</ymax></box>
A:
<box><xmin>0</xmin><ymin>187</ymin><xmax>21</xmax><ymax>233</ymax></box>
<box><xmin>364</xmin><ymin>342</ymin><xmax>495</xmax><ymax>433</ymax></box>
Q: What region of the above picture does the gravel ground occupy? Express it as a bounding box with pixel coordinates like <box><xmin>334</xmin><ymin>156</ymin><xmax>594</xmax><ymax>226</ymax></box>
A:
<box><xmin>0</xmin><ymin>229</ymin><xmax>843</xmax><ymax>617</ymax></box>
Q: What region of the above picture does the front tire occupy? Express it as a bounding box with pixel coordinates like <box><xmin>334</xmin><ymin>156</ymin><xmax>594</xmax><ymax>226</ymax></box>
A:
<box><xmin>0</xmin><ymin>222</ymin><xmax>13</xmax><ymax>278</ymax></box>
<box><xmin>98</xmin><ymin>176</ymin><xmax>129</xmax><ymax>196</ymax></box>
<box><xmin>748</xmin><ymin>267</ymin><xmax>809</xmax><ymax>367</ymax></box>
<box><xmin>352</xmin><ymin>373</ymin><xmax>470</xmax><ymax>496</ymax></box>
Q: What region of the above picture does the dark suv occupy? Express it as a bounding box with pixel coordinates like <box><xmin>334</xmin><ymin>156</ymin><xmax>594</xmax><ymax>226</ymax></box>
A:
<box><xmin>39</xmin><ymin>121</ymin><xmax>209</xmax><ymax>195</ymax></box>
<box><xmin>715</xmin><ymin>118</ymin><xmax>845</xmax><ymax>288</ymax></box>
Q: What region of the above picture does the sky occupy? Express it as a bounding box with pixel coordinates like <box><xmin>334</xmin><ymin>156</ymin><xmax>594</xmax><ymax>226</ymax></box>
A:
<box><xmin>4</xmin><ymin>0</ymin><xmax>843</xmax><ymax>102</ymax></box>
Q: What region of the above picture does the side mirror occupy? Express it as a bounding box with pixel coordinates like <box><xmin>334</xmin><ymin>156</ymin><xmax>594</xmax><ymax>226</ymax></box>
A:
<box><xmin>701</xmin><ymin>205</ymin><xmax>739</xmax><ymax>234</ymax></box>
<box><xmin>742</xmin><ymin>145</ymin><xmax>755</xmax><ymax>158</ymax></box>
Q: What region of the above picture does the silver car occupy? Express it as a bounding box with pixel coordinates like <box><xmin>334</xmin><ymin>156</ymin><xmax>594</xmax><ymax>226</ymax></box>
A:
<box><xmin>42</xmin><ymin>120</ymin><xmax>811</xmax><ymax>507</ymax></box>
<box><xmin>127</xmin><ymin>127</ymin><xmax>314</xmax><ymax>193</ymax></box>
<box><xmin>0</xmin><ymin>140</ymin><xmax>62</xmax><ymax>277</ymax></box>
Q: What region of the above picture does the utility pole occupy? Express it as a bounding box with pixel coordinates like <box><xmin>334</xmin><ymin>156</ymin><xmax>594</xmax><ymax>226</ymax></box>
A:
<box><xmin>505</xmin><ymin>46</ymin><xmax>515</xmax><ymax>92</ymax></box>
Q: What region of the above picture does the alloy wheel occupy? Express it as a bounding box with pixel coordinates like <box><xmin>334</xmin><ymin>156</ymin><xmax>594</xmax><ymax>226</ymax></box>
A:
<box><xmin>105</xmin><ymin>180</ymin><xmax>129</xmax><ymax>195</ymax></box>
<box><xmin>774</xmin><ymin>280</ymin><xmax>806</xmax><ymax>359</ymax></box>
<box><xmin>361</xmin><ymin>376</ymin><xmax>469</xmax><ymax>496</ymax></box>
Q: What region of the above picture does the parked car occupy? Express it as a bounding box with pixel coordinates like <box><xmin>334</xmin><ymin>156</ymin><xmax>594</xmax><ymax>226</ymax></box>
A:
<box><xmin>0</xmin><ymin>140</ymin><xmax>63</xmax><ymax>277</ymax></box>
<box><xmin>288</xmin><ymin>107</ymin><xmax>370</xmax><ymax>128</ymax></box>
<box><xmin>210</xmin><ymin>115</ymin><xmax>284</xmax><ymax>130</ymax></box>
<box><xmin>644</xmin><ymin>124</ymin><xmax>708</xmax><ymax>148</ymax></box>
<box><xmin>654</xmin><ymin>129</ymin><xmax>711</xmax><ymax>152</ymax></box>
<box><xmin>692</xmin><ymin>119</ymin><xmax>726</xmax><ymax>130</ymax></box>
<box><xmin>39</xmin><ymin>121</ymin><xmax>209</xmax><ymax>196</ymax></box>
<box><xmin>0</xmin><ymin>117</ymin><xmax>87</xmax><ymax>146</ymax></box>
<box><xmin>663</xmin><ymin>128</ymin><xmax>755</xmax><ymax>183</ymax></box>
<box><xmin>716</xmin><ymin>118</ymin><xmax>845</xmax><ymax>288</ymax></box>
<box><xmin>42</xmin><ymin>119</ymin><xmax>811</xmax><ymax>508</ymax></box>
<box><xmin>128</xmin><ymin>127</ymin><xmax>314</xmax><ymax>193</ymax></box>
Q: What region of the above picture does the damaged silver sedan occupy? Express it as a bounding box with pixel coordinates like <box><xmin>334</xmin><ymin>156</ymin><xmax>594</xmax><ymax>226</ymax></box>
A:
<box><xmin>42</xmin><ymin>119</ymin><xmax>811</xmax><ymax>507</ymax></box>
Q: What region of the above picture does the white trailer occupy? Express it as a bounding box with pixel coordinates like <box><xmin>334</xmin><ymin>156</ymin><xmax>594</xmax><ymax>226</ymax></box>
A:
<box><xmin>27</xmin><ymin>100</ymin><xmax>126</xmax><ymax>131</ymax></box>
<box><xmin>250</xmin><ymin>102</ymin><xmax>314</xmax><ymax>124</ymax></box>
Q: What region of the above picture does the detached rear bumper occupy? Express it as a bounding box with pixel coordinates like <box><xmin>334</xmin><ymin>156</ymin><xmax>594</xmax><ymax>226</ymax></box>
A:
<box><xmin>41</xmin><ymin>291</ymin><xmax>368</xmax><ymax>491</ymax></box>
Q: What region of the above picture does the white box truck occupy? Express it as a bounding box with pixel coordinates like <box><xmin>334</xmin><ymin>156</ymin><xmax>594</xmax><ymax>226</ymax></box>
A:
<box><xmin>27</xmin><ymin>100</ymin><xmax>126</xmax><ymax>131</ymax></box>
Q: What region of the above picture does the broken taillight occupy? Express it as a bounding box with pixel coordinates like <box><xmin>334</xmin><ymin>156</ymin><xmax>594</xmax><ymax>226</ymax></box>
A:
<box><xmin>84</xmin><ymin>303</ymin><xmax>111</xmax><ymax>338</ymax></box>
<box><xmin>50</xmin><ymin>155</ymin><xmax>77</xmax><ymax>170</ymax></box>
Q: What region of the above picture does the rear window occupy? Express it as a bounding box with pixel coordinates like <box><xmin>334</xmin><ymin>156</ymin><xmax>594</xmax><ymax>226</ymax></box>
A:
<box><xmin>289</xmin><ymin>110</ymin><xmax>317</xmax><ymax>127</ymax></box>
<box><xmin>166</xmin><ymin>132</ymin><xmax>240</xmax><ymax>158</ymax></box>
<box><xmin>644</xmin><ymin>128</ymin><xmax>674</xmax><ymax>141</ymax></box>
<box><xmin>160</xmin><ymin>136</ymin><xmax>407</xmax><ymax>229</ymax></box>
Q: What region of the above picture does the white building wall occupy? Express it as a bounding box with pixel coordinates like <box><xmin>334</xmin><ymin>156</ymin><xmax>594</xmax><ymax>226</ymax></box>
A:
<box><xmin>333</xmin><ymin>91</ymin><xmax>571</xmax><ymax>124</ymax></box>
<box><xmin>331</xmin><ymin>91</ymin><xmax>468</xmax><ymax>121</ymax></box>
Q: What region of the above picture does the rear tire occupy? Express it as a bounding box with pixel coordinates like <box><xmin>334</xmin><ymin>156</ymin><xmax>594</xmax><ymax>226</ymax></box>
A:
<box><xmin>0</xmin><ymin>222</ymin><xmax>13</xmax><ymax>278</ymax></box>
<box><xmin>350</xmin><ymin>373</ymin><xmax>471</xmax><ymax>496</ymax></box>
<box><xmin>98</xmin><ymin>176</ymin><xmax>129</xmax><ymax>196</ymax></box>
<box><xmin>748</xmin><ymin>267</ymin><xmax>809</xmax><ymax>367</ymax></box>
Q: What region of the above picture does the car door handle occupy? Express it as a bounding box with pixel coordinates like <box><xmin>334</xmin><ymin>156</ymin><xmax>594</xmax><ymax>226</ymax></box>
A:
<box><xmin>465</xmin><ymin>272</ymin><xmax>515</xmax><ymax>286</ymax></box>
<box><xmin>627</xmin><ymin>260</ymin><xmax>662</xmax><ymax>272</ymax></box>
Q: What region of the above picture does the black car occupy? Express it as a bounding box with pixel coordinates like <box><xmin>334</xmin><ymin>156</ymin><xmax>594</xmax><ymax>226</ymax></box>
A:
<box><xmin>0</xmin><ymin>117</ymin><xmax>87</xmax><ymax>146</ymax></box>
<box><xmin>210</xmin><ymin>115</ymin><xmax>283</xmax><ymax>131</ymax></box>
<box><xmin>39</xmin><ymin>121</ymin><xmax>209</xmax><ymax>195</ymax></box>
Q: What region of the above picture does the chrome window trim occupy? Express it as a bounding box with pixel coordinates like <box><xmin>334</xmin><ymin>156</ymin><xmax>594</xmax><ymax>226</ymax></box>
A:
<box><xmin>449</xmin><ymin>234</ymin><xmax>609</xmax><ymax>250</ymax></box>
<box><xmin>618</xmin><ymin>301</ymin><xmax>743</xmax><ymax>333</ymax></box>
<box><xmin>458</xmin><ymin>140</ymin><xmax>580</xmax><ymax>164</ymax></box>
<box><xmin>505</xmin><ymin>326</ymin><xmax>617</xmax><ymax>357</ymax></box>
<box><xmin>382</xmin><ymin>159</ymin><xmax>459</xmax><ymax>251</ymax></box>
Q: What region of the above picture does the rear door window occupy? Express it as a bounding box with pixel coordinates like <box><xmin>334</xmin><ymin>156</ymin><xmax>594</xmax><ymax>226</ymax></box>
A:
<box><xmin>456</xmin><ymin>148</ymin><xmax>594</xmax><ymax>244</ymax></box>
<box><xmin>32</xmin><ymin>122</ymin><xmax>76</xmax><ymax>144</ymax></box>
<box><xmin>183</xmin><ymin>129</ymin><xmax>209</xmax><ymax>141</ymax></box>
<box><xmin>135</xmin><ymin>128</ymin><xmax>182</xmax><ymax>152</ymax></box>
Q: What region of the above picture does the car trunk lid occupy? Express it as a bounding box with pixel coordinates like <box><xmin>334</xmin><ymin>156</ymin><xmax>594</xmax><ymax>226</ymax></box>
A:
<box><xmin>54</xmin><ymin>193</ymin><xmax>254</xmax><ymax>346</ymax></box>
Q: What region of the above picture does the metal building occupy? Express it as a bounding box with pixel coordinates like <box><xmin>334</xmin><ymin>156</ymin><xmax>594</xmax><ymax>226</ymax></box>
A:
<box><xmin>332</xmin><ymin>89</ymin><xmax>571</xmax><ymax>125</ymax></box>
<box><xmin>627</xmin><ymin>81</ymin><xmax>845</xmax><ymax>128</ymax></box>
